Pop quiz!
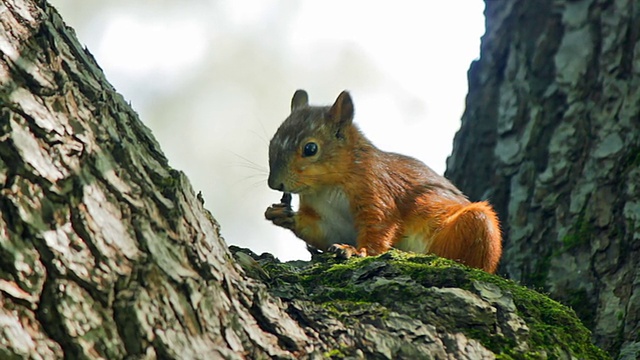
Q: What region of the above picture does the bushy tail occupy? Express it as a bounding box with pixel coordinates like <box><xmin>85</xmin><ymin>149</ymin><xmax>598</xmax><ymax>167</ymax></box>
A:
<box><xmin>430</xmin><ymin>201</ymin><xmax>502</xmax><ymax>273</ymax></box>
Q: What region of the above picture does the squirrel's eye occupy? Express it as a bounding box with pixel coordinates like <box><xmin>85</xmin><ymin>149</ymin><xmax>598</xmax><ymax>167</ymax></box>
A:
<box><xmin>302</xmin><ymin>142</ymin><xmax>318</xmax><ymax>157</ymax></box>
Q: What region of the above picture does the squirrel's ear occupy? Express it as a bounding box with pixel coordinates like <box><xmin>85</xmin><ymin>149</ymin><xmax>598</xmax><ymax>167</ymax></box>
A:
<box><xmin>291</xmin><ymin>90</ymin><xmax>309</xmax><ymax>111</ymax></box>
<box><xmin>329</xmin><ymin>91</ymin><xmax>354</xmax><ymax>128</ymax></box>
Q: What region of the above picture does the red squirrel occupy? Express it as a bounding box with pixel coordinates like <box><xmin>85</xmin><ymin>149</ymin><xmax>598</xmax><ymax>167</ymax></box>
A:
<box><xmin>265</xmin><ymin>90</ymin><xmax>502</xmax><ymax>273</ymax></box>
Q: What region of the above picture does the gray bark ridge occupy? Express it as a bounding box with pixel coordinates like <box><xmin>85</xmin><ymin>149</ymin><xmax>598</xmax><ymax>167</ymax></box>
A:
<box><xmin>446</xmin><ymin>0</ymin><xmax>640</xmax><ymax>358</ymax></box>
<box><xmin>0</xmin><ymin>1</ymin><xmax>310</xmax><ymax>358</ymax></box>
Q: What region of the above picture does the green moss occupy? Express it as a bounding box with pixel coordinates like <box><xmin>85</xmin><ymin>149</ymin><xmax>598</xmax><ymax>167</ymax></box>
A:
<box><xmin>380</xmin><ymin>252</ymin><xmax>607</xmax><ymax>358</ymax></box>
<box><xmin>158</xmin><ymin>169</ymin><xmax>182</xmax><ymax>190</ymax></box>
<box><xmin>467</xmin><ymin>327</ymin><xmax>517</xmax><ymax>354</ymax></box>
<box><xmin>322</xmin><ymin>344</ymin><xmax>355</xmax><ymax>359</ymax></box>
<box><xmin>621</xmin><ymin>146</ymin><xmax>640</xmax><ymax>171</ymax></box>
<box><xmin>525</xmin><ymin>250</ymin><xmax>551</xmax><ymax>291</ymax></box>
<box><xmin>507</xmin><ymin>284</ymin><xmax>609</xmax><ymax>359</ymax></box>
<box><xmin>561</xmin><ymin>212</ymin><xmax>594</xmax><ymax>251</ymax></box>
<box><xmin>367</xmin><ymin>252</ymin><xmax>601</xmax><ymax>357</ymax></box>
<box><xmin>565</xmin><ymin>288</ymin><xmax>596</xmax><ymax>330</ymax></box>
<box><xmin>154</xmin><ymin>169</ymin><xmax>184</xmax><ymax>219</ymax></box>
<box><xmin>322</xmin><ymin>348</ymin><xmax>346</xmax><ymax>359</ymax></box>
<box><xmin>321</xmin><ymin>300</ymin><xmax>391</xmax><ymax>325</ymax></box>
<box><xmin>231</xmin><ymin>247</ymin><xmax>610</xmax><ymax>359</ymax></box>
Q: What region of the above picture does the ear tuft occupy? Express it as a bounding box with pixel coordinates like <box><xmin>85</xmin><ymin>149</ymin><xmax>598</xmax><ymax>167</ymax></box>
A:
<box><xmin>291</xmin><ymin>90</ymin><xmax>309</xmax><ymax>111</ymax></box>
<box><xmin>329</xmin><ymin>91</ymin><xmax>354</xmax><ymax>128</ymax></box>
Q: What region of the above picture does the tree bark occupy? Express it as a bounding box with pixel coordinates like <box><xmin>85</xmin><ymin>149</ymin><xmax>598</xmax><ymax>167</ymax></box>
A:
<box><xmin>0</xmin><ymin>1</ymin><xmax>312</xmax><ymax>358</ymax></box>
<box><xmin>446</xmin><ymin>0</ymin><xmax>640</xmax><ymax>358</ymax></box>
<box><xmin>0</xmin><ymin>0</ymin><xmax>611</xmax><ymax>359</ymax></box>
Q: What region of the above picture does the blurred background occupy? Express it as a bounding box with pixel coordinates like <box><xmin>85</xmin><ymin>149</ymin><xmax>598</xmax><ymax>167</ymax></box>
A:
<box><xmin>48</xmin><ymin>0</ymin><xmax>485</xmax><ymax>261</ymax></box>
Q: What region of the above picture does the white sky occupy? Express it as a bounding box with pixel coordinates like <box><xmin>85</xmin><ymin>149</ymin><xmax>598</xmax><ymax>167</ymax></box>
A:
<box><xmin>49</xmin><ymin>0</ymin><xmax>485</xmax><ymax>261</ymax></box>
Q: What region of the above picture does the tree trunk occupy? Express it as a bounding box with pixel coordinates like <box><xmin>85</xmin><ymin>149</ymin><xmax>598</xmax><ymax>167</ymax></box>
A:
<box><xmin>446</xmin><ymin>0</ymin><xmax>640</xmax><ymax>358</ymax></box>
<box><xmin>0</xmin><ymin>0</ymin><xmax>611</xmax><ymax>359</ymax></box>
<box><xmin>0</xmin><ymin>1</ymin><xmax>312</xmax><ymax>358</ymax></box>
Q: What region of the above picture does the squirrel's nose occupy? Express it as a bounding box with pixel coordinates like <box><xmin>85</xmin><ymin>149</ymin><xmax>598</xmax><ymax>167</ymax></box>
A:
<box><xmin>267</xmin><ymin>175</ymin><xmax>284</xmax><ymax>191</ymax></box>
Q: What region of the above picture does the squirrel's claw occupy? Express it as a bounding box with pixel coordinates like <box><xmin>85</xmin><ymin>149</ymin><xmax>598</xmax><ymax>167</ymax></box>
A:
<box><xmin>328</xmin><ymin>244</ymin><xmax>367</xmax><ymax>259</ymax></box>
<box><xmin>306</xmin><ymin>244</ymin><xmax>322</xmax><ymax>256</ymax></box>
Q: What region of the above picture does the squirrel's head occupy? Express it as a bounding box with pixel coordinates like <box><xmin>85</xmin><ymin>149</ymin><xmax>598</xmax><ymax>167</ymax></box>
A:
<box><xmin>268</xmin><ymin>90</ymin><xmax>356</xmax><ymax>194</ymax></box>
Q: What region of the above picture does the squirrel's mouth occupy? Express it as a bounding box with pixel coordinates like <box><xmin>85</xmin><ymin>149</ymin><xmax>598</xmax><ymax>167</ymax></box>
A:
<box><xmin>283</xmin><ymin>185</ymin><xmax>307</xmax><ymax>194</ymax></box>
<box><xmin>280</xmin><ymin>181</ymin><xmax>312</xmax><ymax>194</ymax></box>
<box><xmin>267</xmin><ymin>174</ymin><xmax>309</xmax><ymax>194</ymax></box>
<box><xmin>268</xmin><ymin>181</ymin><xmax>301</xmax><ymax>194</ymax></box>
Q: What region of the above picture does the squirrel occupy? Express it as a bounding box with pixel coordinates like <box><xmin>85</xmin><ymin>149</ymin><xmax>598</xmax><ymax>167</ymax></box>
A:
<box><xmin>265</xmin><ymin>90</ymin><xmax>502</xmax><ymax>273</ymax></box>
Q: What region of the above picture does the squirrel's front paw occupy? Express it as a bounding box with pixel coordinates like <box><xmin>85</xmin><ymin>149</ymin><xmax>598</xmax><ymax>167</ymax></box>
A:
<box><xmin>328</xmin><ymin>244</ymin><xmax>367</xmax><ymax>259</ymax></box>
<box><xmin>265</xmin><ymin>203</ymin><xmax>295</xmax><ymax>229</ymax></box>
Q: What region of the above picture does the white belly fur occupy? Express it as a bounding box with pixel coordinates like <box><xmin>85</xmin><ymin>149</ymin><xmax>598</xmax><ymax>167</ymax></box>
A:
<box><xmin>300</xmin><ymin>188</ymin><xmax>358</xmax><ymax>246</ymax></box>
<box><xmin>395</xmin><ymin>233</ymin><xmax>434</xmax><ymax>254</ymax></box>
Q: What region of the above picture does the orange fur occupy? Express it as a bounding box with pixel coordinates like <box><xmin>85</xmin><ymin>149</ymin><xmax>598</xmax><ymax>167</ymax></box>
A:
<box><xmin>265</xmin><ymin>90</ymin><xmax>502</xmax><ymax>273</ymax></box>
<box><xmin>424</xmin><ymin>201</ymin><xmax>501</xmax><ymax>273</ymax></box>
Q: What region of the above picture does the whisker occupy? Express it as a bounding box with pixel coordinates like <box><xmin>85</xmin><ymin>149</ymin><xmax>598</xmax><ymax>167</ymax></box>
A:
<box><xmin>234</xmin><ymin>173</ymin><xmax>267</xmax><ymax>183</ymax></box>
<box><xmin>249</xmin><ymin>178</ymin><xmax>268</xmax><ymax>188</ymax></box>
<box><xmin>249</xmin><ymin>129</ymin><xmax>269</xmax><ymax>147</ymax></box>
<box><xmin>228</xmin><ymin>151</ymin><xmax>269</xmax><ymax>173</ymax></box>
<box><xmin>243</xmin><ymin>174</ymin><xmax>269</xmax><ymax>182</ymax></box>
<box><xmin>254</xmin><ymin>117</ymin><xmax>271</xmax><ymax>144</ymax></box>
<box><xmin>234</xmin><ymin>162</ymin><xmax>269</xmax><ymax>173</ymax></box>
<box><xmin>228</xmin><ymin>174</ymin><xmax>268</xmax><ymax>195</ymax></box>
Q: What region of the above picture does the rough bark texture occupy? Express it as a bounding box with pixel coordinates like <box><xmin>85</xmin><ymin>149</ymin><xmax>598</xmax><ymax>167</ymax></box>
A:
<box><xmin>446</xmin><ymin>0</ymin><xmax>640</xmax><ymax>358</ymax></box>
<box><xmin>0</xmin><ymin>0</ymin><xmax>610</xmax><ymax>359</ymax></box>
<box><xmin>0</xmin><ymin>1</ymin><xmax>311</xmax><ymax>359</ymax></box>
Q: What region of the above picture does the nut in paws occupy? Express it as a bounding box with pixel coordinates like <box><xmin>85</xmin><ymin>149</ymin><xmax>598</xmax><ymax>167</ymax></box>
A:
<box><xmin>265</xmin><ymin>203</ymin><xmax>295</xmax><ymax>229</ymax></box>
